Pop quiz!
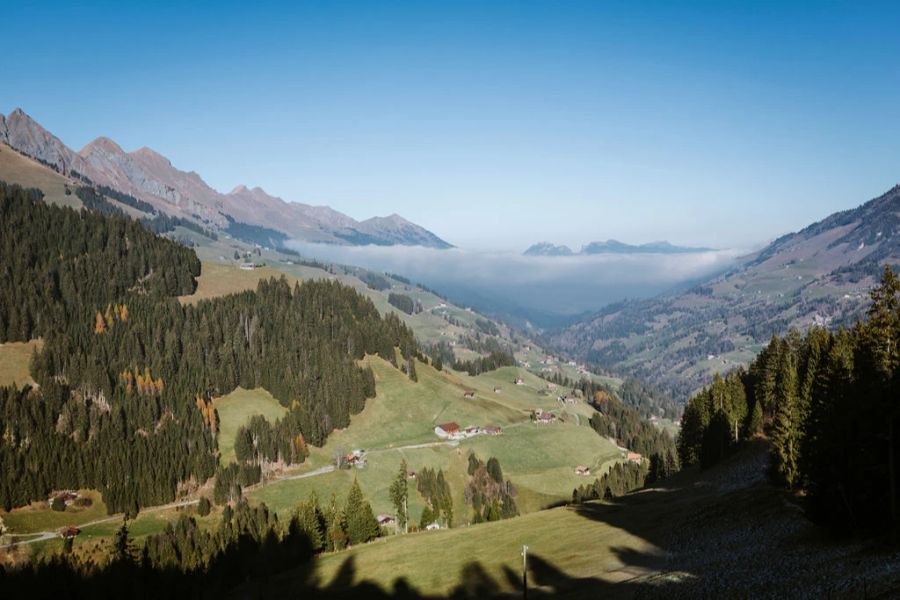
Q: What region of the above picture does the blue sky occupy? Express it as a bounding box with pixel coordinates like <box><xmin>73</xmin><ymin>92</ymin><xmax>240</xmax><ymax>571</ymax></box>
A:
<box><xmin>4</xmin><ymin>1</ymin><xmax>900</xmax><ymax>250</ymax></box>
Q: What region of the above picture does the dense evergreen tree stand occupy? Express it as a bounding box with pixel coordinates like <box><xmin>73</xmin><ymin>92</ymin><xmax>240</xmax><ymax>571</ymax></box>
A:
<box><xmin>0</xmin><ymin>182</ymin><xmax>418</xmax><ymax>513</ymax></box>
<box><xmin>678</xmin><ymin>266</ymin><xmax>900</xmax><ymax>534</ymax></box>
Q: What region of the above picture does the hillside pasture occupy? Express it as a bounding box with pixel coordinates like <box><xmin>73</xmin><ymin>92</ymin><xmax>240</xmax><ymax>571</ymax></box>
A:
<box><xmin>0</xmin><ymin>339</ymin><xmax>41</xmax><ymax>387</ymax></box>
<box><xmin>246</xmin><ymin>493</ymin><xmax>660</xmax><ymax>599</ymax></box>
<box><xmin>0</xmin><ymin>145</ymin><xmax>79</xmax><ymax>208</ymax></box>
<box><xmin>213</xmin><ymin>387</ymin><xmax>289</xmax><ymax>464</ymax></box>
<box><xmin>249</xmin><ymin>358</ymin><xmax>622</xmax><ymax>520</ymax></box>
<box><xmin>179</xmin><ymin>262</ymin><xmax>302</xmax><ymax>304</ymax></box>
<box><xmin>1</xmin><ymin>490</ymin><xmax>107</xmax><ymax>535</ymax></box>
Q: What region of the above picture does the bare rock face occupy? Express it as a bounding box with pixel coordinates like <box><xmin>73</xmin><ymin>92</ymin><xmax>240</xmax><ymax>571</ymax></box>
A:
<box><xmin>1</xmin><ymin>108</ymin><xmax>453</xmax><ymax>248</ymax></box>
<box><xmin>79</xmin><ymin>138</ymin><xmax>192</xmax><ymax>214</ymax></box>
<box><xmin>5</xmin><ymin>108</ymin><xmax>89</xmax><ymax>176</ymax></box>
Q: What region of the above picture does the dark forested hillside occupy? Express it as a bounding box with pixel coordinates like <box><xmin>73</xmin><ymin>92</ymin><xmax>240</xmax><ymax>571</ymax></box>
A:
<box><xmin>0</xmin><ymin>181</ymin><xmax>199</xmax><ymax>341</ymax></box>
<box><xmin>678</xmin><ymin>267</ymin><xmax>900</xmax><ymax>533</ymax></box>
<box><xmin>0</xmin><ymin>182</ymin><xmax>418</xmax><ymax>514</ymax></box>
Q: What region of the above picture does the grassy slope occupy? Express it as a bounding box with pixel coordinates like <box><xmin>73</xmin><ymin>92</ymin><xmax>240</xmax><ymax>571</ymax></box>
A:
<box><xmin>179</xmin><ymin>261</ymin><xmax>302</xmax><ymax>304</ymax></box>
<box><xmin>304</xmin><ymin>501</ymin><xmax>655</xmax><ymax>598</ymax></box>
<box><xmin>214</xmin><ymin>387</ymin><xmax>289</xmax><ymax>464</ymax></box>
<box><xmin>0</xmin><ymin>339</ymin><xmax>41</xmax><ymax>387</ymax></box>
<box><xmin>16</xmin><ymin>357</ymin><xmax>617</xmax><ymax>555</ymax></box>
<box><xmin>243</xmin><ymin>441</ymin><xmax>900</xmax><ymax>599</ymax></box>
<box><xmin>250</xmin><ymin>359</ymin><xmax>620</xmax><ymax>520</ymax></box>
<box><xmin>0</xmin><ymin>145</ymin><xmax>79</xmax><ymax>209</ymax></box>
<box><xmin>181</xmin><ymin>254</ymin><xmax>511</xmax><ymax>351</ymax></box>
<box><xmin>1</xmin><ymin>490</ymin><xmax>107</xmax><ymax>534</ymax></box>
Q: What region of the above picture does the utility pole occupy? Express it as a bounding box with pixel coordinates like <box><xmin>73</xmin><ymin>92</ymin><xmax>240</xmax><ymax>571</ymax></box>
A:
<box><xmin>522</xmin><ymin>544</ymin><xmax>529</xmax><ymax>600</ymax></box>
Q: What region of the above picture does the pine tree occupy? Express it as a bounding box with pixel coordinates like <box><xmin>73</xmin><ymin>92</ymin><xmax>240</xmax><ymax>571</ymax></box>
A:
<box><xmin>467</xmin><ymin>452</ymin><xmax>481</xmax><ymax>476</ymax></box>
<box><xmin>748</xmin><ymin>400</ymin><xmax>764</xmax><ymax>436</ymax></box>
<box><xmin>771</xmin><ymin>350</ymin><xmax>800</xmax><ymax>488</ymax></box>
<box><xmin>197</xmin><ymin>496</ymin><xmax>211</xmax><ymax>517</ymax></box>
<box><xmin>293</xmin><ymin>497</ymin><xmax>324</xmax><ymax>551</ymax></box>
<box><xmin>419</xmin><ymin>505</ymin><xmax>434</xmax><ymax>529</ymax></box>
<box><xmin>389</xmin><ymin>459</ymin><xmax>409</xmax><ymax>533</ymax></box>
<box><xmin>113</xmin><ymin>518</ymin><xmax>133</xmax><ymax>563</ymax></box>
<box><xmin>326</xmin><ymin>493</ymin><xmax>346</xmax><ymax>552</ymax></box>
<box><xmin>486</xmin><ymin>457</ymin><xmax>503</xmax><ymax>483</ymax></box>
<box><xmin>344</xmin><ymin>479</ymin><xmax>379</xmax><ymax>545</ymax></box>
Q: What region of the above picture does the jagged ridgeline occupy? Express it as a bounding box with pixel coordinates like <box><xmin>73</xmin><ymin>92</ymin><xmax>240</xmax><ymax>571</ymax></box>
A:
<box><xmin>0</xmin><ymin>182</ymin><xmax>417</xmax><ymax>513</ymax></box>
<box><xmin>678</xmin><ymin>267</ymin><xmax>900</xmax><ymax>533</ymax></box>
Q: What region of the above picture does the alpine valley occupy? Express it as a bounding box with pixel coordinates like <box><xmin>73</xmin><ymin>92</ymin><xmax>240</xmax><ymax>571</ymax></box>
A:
<box><xmin>3</xmin><ymin>8</ymin><xmax>900</xmax><ymax>596</ymax></box>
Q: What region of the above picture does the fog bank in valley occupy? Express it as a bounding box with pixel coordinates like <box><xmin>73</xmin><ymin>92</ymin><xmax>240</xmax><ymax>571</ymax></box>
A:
<box><xmin>288</xmin><ymin>241</ymin><xmax>744</xmax><ymax>328</ymax></box>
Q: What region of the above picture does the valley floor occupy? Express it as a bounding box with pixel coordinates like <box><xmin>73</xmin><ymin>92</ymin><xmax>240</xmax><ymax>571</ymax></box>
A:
<box><xmin>234</xmin><ymin>440</ymin><xmax>900</xmax><ymax>599</ymax></box>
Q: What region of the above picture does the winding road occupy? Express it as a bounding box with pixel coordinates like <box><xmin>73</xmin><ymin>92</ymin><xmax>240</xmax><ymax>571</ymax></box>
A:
<box><xmin>0</xmin><ymin>438</ymin><xmax>460</xmax><ymax>548</ymax></box>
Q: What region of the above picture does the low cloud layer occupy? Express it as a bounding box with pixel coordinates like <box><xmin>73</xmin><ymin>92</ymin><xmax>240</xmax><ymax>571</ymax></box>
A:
<box><xmin>288</xmin><ymin>241</ymin><xmax>744</xmax><ymax>326</ymax></box>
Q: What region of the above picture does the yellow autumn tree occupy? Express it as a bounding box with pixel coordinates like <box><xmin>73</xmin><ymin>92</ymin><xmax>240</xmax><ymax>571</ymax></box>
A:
<box><xmin>94</xmin><ymin>311</ymin><xmax>107</xmax><ymax>334</ymax></box>
<box><xmin>207</xmin><ymin>404</ymin><xmax>218</xmax><ymax>435</ymax></box>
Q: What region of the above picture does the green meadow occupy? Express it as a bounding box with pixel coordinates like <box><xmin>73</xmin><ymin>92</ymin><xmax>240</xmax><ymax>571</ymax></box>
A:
<box><xmin>248</xmin><ymin>358</ymin><xmax>620</xmax><ymax>521</ymax></box>
<box><xmin>214</xmin><ymin>387</ymin><xmax>289</xmax><ymax>464</ymax></box>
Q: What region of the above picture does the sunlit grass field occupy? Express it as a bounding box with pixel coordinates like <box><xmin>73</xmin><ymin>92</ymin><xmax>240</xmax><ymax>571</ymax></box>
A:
<box><xmin>214</xmin><ymin>387</ymin><xmax>289</xmax><ymax>464</ymax></box>
<box><xmin>0</xmin><ymin>339</ymin><xmax>41</xmax><ymax>387</ymax></box>
<box><xmin>249</xmin><ymin>358</ymin><xmax>620</xmax><ymax>521</ymax></box>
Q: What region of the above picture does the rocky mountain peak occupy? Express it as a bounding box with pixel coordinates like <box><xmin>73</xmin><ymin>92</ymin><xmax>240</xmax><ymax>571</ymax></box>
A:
<box><xmin>130</xmin><ymin>146</ymin><xmax>169</xmax><ymax>161</ymax></box>
<box><xmin>80</xmin><ymin>136</ymin><xmax>125</xmax><ymax>156</ymax></box>
<box><xmin>0</xmin><ymin>108</ymin><xmax>452</xmax><ymax>248</ymax></box>
<box><xmin>4</xmin><ymin>108</ymin><xmax>86</xmax><ymax>175</ymax></box>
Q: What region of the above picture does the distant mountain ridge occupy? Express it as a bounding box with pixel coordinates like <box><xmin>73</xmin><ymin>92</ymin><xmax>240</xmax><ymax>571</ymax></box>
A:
<box><xmin>523</xmin><ymin>242</ymin><xmax>575</xmax><ymax>256</ymax></box>
<box><xmin>549</xmin><ymin>184</ymin><xmax>900</xmax><ymax>400</ymax></box>
<box><xmin>524</xmin><ymin>239</ymin><xmax>711</xmax><ymax>256</ymax></box>
<box><xmin>0</xmin><ymin>108</ymin><xmax>452</xmax><ymax>248</ymax></box>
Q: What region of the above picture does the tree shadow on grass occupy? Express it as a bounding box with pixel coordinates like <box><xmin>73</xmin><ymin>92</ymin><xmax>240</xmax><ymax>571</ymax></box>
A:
<box><xmin>244</xmin><ymin>551</ymin><xmax>648</xmax><ymax>600</ymax></box>
<box><xmin>5</xmin><ymin>443</ymin><xmax>896</xmax><ymax>599</ymax></box>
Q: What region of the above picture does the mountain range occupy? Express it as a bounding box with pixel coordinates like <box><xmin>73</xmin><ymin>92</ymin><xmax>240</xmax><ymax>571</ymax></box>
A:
<box><xmin>0</xmin><ymin>108</ymin><xmax>451</xmax><ymax>249</ymax></box>
<box><xmin>524</xmin><ymin>239</ymin><xmax>712</xmax><ymax>256</ymax></box>
<box><xmin>548</xmin><ymin>184</ymin><xmax>900</xmax><ymax>399</ymax></box>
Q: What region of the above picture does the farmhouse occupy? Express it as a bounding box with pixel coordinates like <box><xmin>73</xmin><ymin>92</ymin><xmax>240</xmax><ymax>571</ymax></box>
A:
<box><xmin>533</xmin><ymin>408</ymin><xmax>557</xmax><ymax>424</ymax></box>
<box><xmin>514</xmin><ymin>377</ymin><xmax>525</xmax><ymax>385</ymax></box>
<box><xmin>626</xmin><ymin>451</ymin><xmax>643</xmax><ymax>464</ymax></box>
<box><xmin>434</xmin><ymin>422</ymin><xmax>461</xmax><ymax>438</ymax></box>
<box><xmin>59</xmin><ymin>526</ymin><xmax>80</xmax><ymax>538</ymax></box>
<box><xmin>239</xmin><ymin>263</ymin><xmax>258</xmax><ymax>270</ymax></box>
<box><xmin>343</xmin><ymin>449</ymin><xmax>368</xmax><ymax>468</ymax></box>
<box><xmin>407</xmin><ymin>471</ymin><xmax>417</xmax><ymax>479</ymax></box>
<box><xmin>463</xmin><ymin>390</ymin><xmax>476</xmax><ymax>398</ymax></box>
<box><xmin>493</xmin><ymin>386</ymin><xmax>502</xmax><ymax>393</ymax></box>
<box><xmin>435</xmin><ymin>421</ymin><xmax>500</xmax><ymax>440</ymax></box>
<box><xmin>575</xmin><ymin>465</ymin><xmax>591</xmax><ymax>476</ymax></box>
<box><xmin>425</xmin><ymin>522</ymin><xmax>441</xmax><ymax>531</ymax></box>
<box><xmin>377</xmin><ymin>514</ymin><xmax>395</xmax><ymax>526</ymax></box>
